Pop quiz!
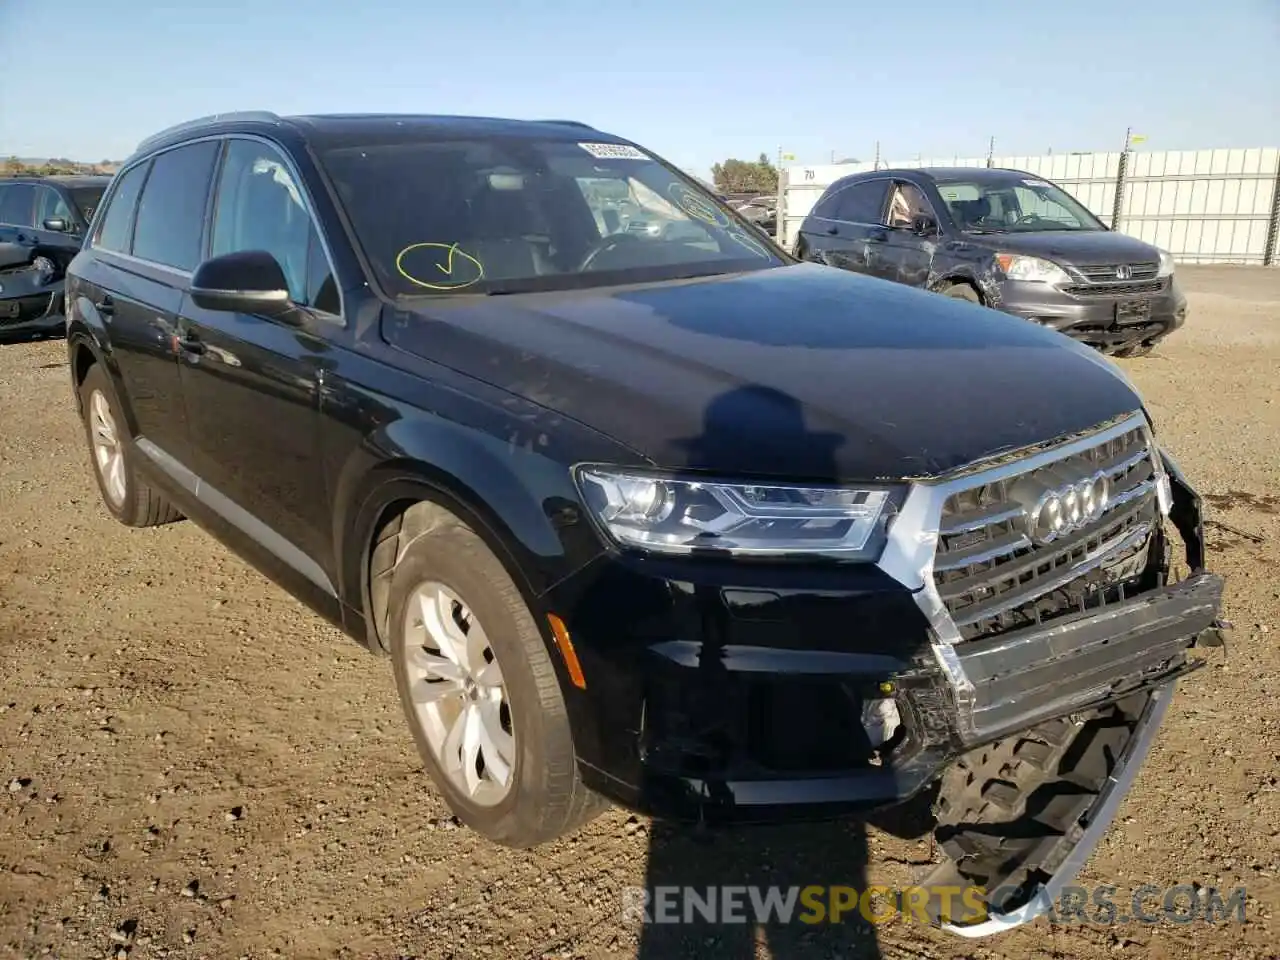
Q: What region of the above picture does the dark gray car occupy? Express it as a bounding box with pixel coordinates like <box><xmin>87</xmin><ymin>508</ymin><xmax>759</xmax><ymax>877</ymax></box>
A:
<box><xmin>0</xmin><ymin>175</ymin><xmax>110</xmax><ymax>337</ymax></box>
<box><xmin>793</xmin><ymin>167</ymin><xmax>1187</xmax><ymax>357</ymax></box>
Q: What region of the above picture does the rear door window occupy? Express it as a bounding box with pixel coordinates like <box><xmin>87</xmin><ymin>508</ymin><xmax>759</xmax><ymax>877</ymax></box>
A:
<box><xmin>0</xmin><ymin>183</ymin><xmax>36</xmax><ymax>227</ymax></box>
<box><xmin>132</xmin><ymin>141</ymin><xmax>221</xmax><ymax>271</ymax></box>
<box><xmin>810</xmin><ymin>182</ymin><xmax>849</xmax><ymax>219</ymax></box>
<box><xmin>95</xmin><ymin>162</ymin><xmax>150</xmax><ymax>254</ymax></box>
<box><xmin>833</xmin><ymin>181</ymin><xmax>889</xmax><ymax>224</ymax></box>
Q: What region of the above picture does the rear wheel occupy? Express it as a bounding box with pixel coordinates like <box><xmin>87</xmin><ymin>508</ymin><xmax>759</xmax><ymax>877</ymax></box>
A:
<box><xmin>78</xmin><ymin>363</ymin><xmax>182</xmax><ymax>528</ymax></box>
<box><xmin>385</xmin><ymin>501</ymin><xmax>607</xmax><ymax>847</ymax></box>
<box><xmin>941</xmin><ymin>282</ymin><xmax>982</xmax><ymax>304</ymax></box>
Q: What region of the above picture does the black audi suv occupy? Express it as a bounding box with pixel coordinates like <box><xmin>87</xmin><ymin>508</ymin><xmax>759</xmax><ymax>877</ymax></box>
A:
<box><xmin>64</xmin><ymin>112</ymin><xmax>1222</xmax><ymax>935</ymax></box>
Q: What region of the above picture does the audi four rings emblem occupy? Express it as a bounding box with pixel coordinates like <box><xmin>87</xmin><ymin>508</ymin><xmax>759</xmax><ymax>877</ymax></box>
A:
<box><xmin>1115</xmin><ymin>264</ymin><xmax>1133</xmax><ymax>280</ymax></box>
<box><xmin>1026</xmin><ymin>473</ymin><xmax>1112</xmax><ymax>545</ymax></box>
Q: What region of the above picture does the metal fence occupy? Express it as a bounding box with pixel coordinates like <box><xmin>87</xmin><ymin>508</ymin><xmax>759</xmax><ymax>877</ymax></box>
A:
<box><xmin>779</xmin><ymin>147</ymin><xmax>1280</xmax><ymax>265</ymax></box>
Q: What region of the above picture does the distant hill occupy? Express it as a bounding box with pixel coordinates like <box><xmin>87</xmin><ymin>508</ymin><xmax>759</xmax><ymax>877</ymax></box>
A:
<box><xmin>2</xmin><ymin>156</ymin><xmax>121</xmax><ymax>176</ymax></box>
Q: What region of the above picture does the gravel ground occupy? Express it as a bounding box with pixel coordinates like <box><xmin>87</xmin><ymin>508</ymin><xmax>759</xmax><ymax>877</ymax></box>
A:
<box><xmin>1</xmin><ymin>267</ymin><xmax>1277</xmax><ymax>960</ymax></box>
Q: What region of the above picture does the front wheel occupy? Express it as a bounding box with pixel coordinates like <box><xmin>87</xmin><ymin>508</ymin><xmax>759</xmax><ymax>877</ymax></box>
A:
<box><xmin>386</xmin><ymin>502</ymin><xmax>607</xmax><ymax>847</ymax></box>
<box><xmin>1115</xmin><ymin>341</ymin><xmax>1155</xmax><ymax>358</ymax></box>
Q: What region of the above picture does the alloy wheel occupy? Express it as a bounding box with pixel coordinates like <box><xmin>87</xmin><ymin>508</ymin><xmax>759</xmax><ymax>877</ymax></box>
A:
<box><xmin>401</xmin><ymin>582</ymin><xmax>516</xmax><ymax>806</ymax></box>
<box><xmin>89</xmin><ymin>390</ymin><xmax>126</xmax><ymax>507</ymax></box>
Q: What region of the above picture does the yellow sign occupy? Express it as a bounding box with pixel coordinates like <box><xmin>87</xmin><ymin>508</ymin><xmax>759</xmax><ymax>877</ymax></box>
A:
<box><xmin>781</xmin><ymin>153</ymin><xmax>797</xmax><ymax>161</ymax></box>
<box><xmin>1130</xmin><ymin>134</ymin><xmax>1147</xmax><ymax>144</ymax></box>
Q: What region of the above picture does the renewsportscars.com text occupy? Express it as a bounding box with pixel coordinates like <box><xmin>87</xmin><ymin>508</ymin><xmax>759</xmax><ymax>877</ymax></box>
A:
<box><xmin>621</xmin><ymin>883</ymin><xmax>1249</xmax><ymax>928</ymax></box>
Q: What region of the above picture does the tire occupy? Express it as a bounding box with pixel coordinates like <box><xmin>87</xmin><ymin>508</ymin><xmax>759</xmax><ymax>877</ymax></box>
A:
<box><xmin>78</xmin><ymin>363</ymin><xmax>183</xmax><ymax>528</ymax></box>
<box><xmin>793</xmin><ymin>238</ymin><xmax>809</xmax><ymax>260</ymax></box>
<box><xmin>386</xmin><ymin>501</ymin><xmax>607</xmax><ymax>847</ymax></box>
<box><xmin>941</xmin><ymin>282</ymin><xmax>982</xmax><ymax>304</ymax></box>
<box><xmin>1116</xmin><ymin>342</ymin><xmax>1155</xmax><ymax>358</ymax></box>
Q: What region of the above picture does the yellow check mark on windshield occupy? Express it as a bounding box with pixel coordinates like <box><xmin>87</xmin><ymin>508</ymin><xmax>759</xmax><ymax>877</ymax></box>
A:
<box><xmin>437</xmin><ymin>242</ymin><xmax>460</xmax><ymax>275</ymax></box>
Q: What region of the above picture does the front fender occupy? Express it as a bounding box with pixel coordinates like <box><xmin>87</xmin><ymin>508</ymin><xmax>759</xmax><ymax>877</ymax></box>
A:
<box><xmin>329</xmin><ymin>393</ymin><xmax>635</xmax><ymax>650</ymax></box>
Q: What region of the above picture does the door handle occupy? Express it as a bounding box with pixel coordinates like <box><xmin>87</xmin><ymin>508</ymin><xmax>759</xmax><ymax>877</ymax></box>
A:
<box><xmin>94</xmin><ymin>295</ymin><xmax>114</xmax><ymax>317</ymax></box>
<box><xmin>825</xmin><ymin>225</ymin><xmax>839</xmax><ymax>235</ymax></box>
<box><xmin>868</xmin><ymin>228</ymin><xmax>889</xmax><ymax>242</ymax></box>
<box><xmin>175</xmin><ymin>334</ymin><xmax>206</xmax><ymax>357</ymax></box>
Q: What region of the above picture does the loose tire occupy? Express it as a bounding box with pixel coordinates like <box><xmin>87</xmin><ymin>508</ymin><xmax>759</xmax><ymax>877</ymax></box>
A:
<box><xmin>941</xmin><ymin>282</ymin><xmax>982</xmax><ymax>304</ymax></box>
<box><xmin>386</xmin><ymin>502</ymin><xmax>607</xmax><ymax>847</ymax></box>
<box><xmin>78</xmin><ymin>363</ymin><xmax>182</xmax><ymax>528</ymax></box>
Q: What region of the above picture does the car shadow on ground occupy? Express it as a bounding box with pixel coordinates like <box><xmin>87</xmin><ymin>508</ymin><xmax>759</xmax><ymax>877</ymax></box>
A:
<box><xmin>0</xmin><ymin>326</ymin><xmax>65</xmax><ymax>347</ymax></box>
<box><xmin>637</xmin><ymin>819</ymin><xmax>884</xmax><ymax>959</ymax></box>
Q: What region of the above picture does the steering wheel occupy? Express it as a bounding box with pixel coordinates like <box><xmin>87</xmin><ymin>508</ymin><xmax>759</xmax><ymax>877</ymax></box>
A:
<box><xmin>577</xmin><ymin>232</ymin><xmax>648</xmax><ymax>272</ymax></box>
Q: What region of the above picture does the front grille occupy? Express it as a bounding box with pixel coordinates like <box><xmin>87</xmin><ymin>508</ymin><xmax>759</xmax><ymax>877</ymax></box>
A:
<box><xmin>1072</xmin><ymin>261</ymin><xmax>1159</xmax><ymax>283</ymax></box>
<box><xmin>933</xmin><ymin>423</ymin><xmax>1159</xmax><ymax>642</ymax></box>
<box><xmin>1063</xmin><ymin>279</ymin><xmax>1165</xmax><ymax>298</ymax></box>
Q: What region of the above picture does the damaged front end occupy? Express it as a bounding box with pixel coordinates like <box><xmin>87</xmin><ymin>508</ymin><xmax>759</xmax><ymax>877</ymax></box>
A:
<box><xmin>892</xmin><ymin>414</ymin><xmax>1226</xmax><ymax>935</ymax></box>
<box><xmin>565</xmin><ymin>410</ymin><xmax>1221</xmax><ymax>940</ymax></box>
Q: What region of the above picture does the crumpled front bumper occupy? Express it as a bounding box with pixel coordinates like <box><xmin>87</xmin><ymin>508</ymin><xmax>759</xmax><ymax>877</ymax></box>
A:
<box><xmin>924</xmin><ymin>571</ymin><xmax>1223</xmax><ymax>936</ymax></box>
<box><xmin>919</xmin><ymin>450</ymin><xmax>1226</xmax><ymax>936</ymax></box>
<box><xmin>954</xmin><ymin>570</ymin><xmax>1223</xmax><ymax>742</ymax></box>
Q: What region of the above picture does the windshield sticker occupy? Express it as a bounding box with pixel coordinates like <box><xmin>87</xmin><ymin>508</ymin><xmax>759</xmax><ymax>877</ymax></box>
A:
<box><xmin>667</xmin><ymin>183</ymin><xmax>731</xmax><ymax>229</ymax></box>
<box><xmin>578</xmin><ymin>142</ymin><xmax>648</xmax><ymax>160</ymax></box>
<box><xmin>725</xmin><ymin>229</ymin><xmax>771</xmax><ymax>259</ymax></box>
<box><xmin>395</xmin><ymin>242</ymin><xmax>485</xmax><ymax>291</ymax></box>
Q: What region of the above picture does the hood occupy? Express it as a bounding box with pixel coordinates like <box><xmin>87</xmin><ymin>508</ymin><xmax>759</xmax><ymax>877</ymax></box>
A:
<box><xmin>967</xmin><ymin>228</ymin><xmax>1160</xmax><ymax>266</ymax></box>
<box><xmin>381</xmin><ymin>263</ymin><xmax>1144</xmax><ymax>481</ymax></box>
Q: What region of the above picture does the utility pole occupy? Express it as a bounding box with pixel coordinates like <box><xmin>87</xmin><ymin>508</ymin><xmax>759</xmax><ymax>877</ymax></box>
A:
<box><xmin>873</xmin><ymin>141</ymin><xmax>881</xmax><ymax>170</ymax></box>
<box><xmin>774</xmin><ymin>145</ymin><xmax>786</xmax><ymax>247</ymax></box>
<box><xmin>1111</xmin><ymin>127</ymin><xmax>1132</xmax><ymax>231</ymax></box>
<box><xmin>986</xmin><ymin>136</ymin><xmax>995</xmax><ymax>168</ymax></box>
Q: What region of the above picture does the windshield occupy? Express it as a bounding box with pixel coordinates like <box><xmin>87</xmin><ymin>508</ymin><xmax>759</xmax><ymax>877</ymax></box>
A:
<box><xmin>934</xmin><ymin>175</ymin><xmax>1105</xmax><ymax>233</ymax></box>
<box><xmin>69</xmin><ymin>186</ymin><xmax>106</xmax><ymax>224</ymax></box>
<box><xmin>319</xmin><ymin>137</ymin><xmax>783</xmax><ymax>296</ymax></box>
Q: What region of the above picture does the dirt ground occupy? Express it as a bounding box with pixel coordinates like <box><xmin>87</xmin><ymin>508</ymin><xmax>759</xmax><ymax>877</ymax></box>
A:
<box><xmin>1</xmin><ymin>266</ymin><xmax>1277</xmax><ymax>960</ymax></box>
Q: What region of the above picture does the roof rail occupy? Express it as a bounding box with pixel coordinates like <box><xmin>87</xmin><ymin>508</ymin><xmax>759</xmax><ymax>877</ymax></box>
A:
<box><xmin>134</xmin><ymin>111</ymin><xmax>282</xmax><ymax>155</ymax></box>
<box><xmin>536</xmin><ymin>119</ymin><xmax>594</xmax><ymax>129</ymax></box>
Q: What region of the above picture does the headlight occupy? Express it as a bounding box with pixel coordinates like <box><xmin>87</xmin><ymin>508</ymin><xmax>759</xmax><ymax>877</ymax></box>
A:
<box><xmin>1157</xmin><ymin>248</ymin><xmax>1175</xmax><ymax>278</ymax></box>
<box><xmin>995</xmin><ymin>254</ymin><xmax>1071</xmax><ymax>284</ymax></box>
<box><xmin>576</xmin><ymin>468</ymin><xmax>902</xmax><ymax>559</ymax></box>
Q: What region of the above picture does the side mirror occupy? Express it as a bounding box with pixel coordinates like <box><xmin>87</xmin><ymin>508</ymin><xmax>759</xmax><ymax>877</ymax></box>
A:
<box><xmin>190</xmin><ymin>250</ymin><xmax>294</xmax><ymax>318</ymax></box>
<box><xmin>912</xmin><ymin>214</ymin><xmax>939</xmax><ymax>237</ymax></box>
<box><xmin>42</xmin><ymin>218</ymin><xmax>69</xmax><ymax>232</ymax></box>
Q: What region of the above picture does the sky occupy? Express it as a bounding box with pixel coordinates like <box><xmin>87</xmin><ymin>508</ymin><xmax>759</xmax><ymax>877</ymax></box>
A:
<box><xmin>1</xmin><ymin>0</ymin><xmax>1277</xmax><ymax>179</ymax></box>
